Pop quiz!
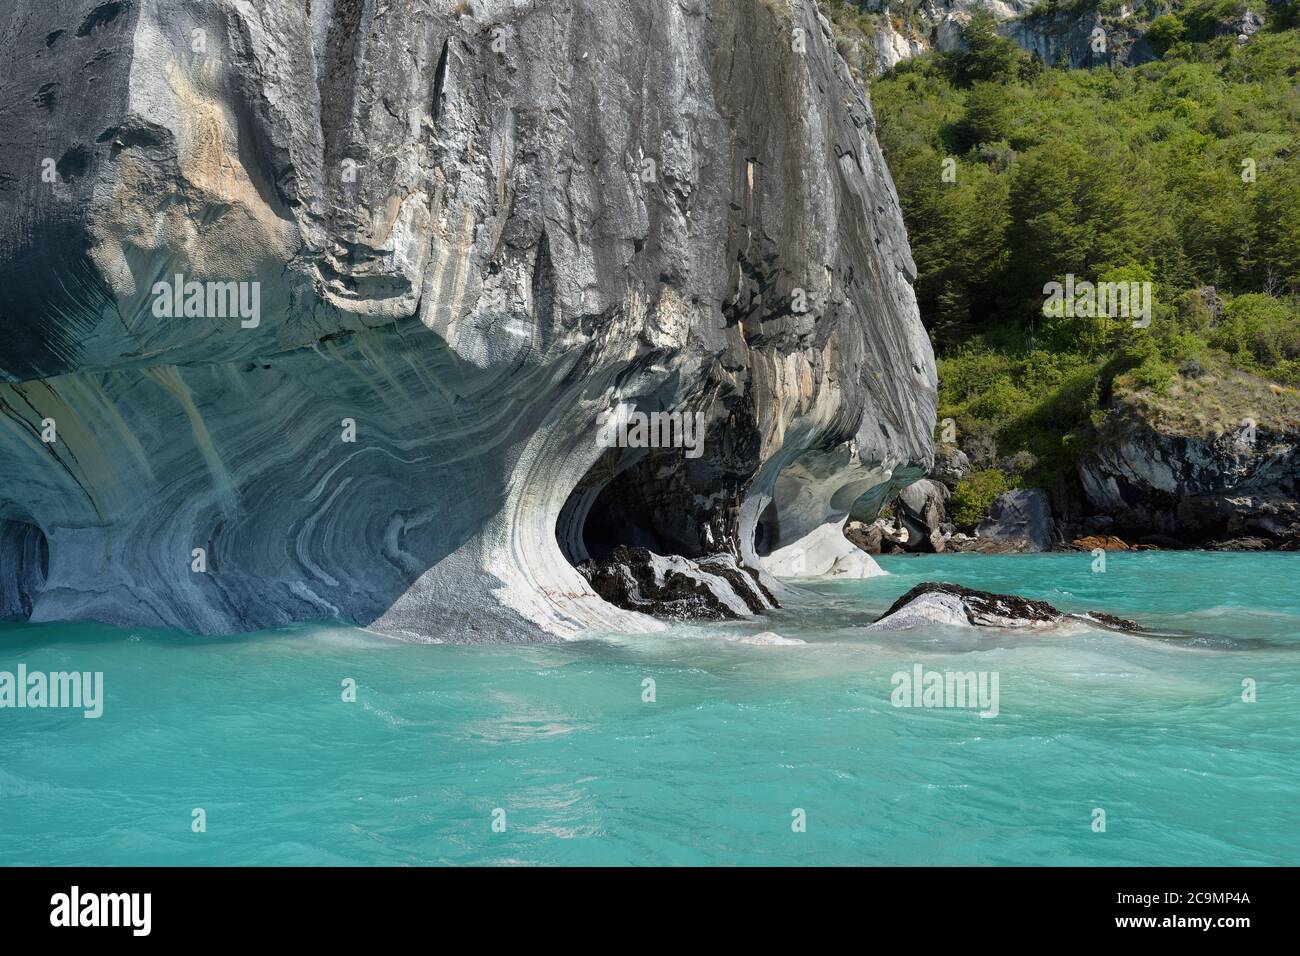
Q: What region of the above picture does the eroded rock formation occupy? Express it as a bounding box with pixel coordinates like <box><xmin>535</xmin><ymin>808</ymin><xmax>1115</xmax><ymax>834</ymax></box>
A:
<box><xmin>868</xmin><ymin>581</ymin><xmax>1141</xmax><ymax>631</ymax></box>
<box><xmin>0</xmin><ymin>0</ymin><xmax>935</xmax><ymax>639</ymax></box>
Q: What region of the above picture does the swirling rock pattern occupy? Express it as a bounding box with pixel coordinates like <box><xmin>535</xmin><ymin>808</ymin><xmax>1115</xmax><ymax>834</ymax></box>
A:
<box><xmin>0</xmin><ymin>0</ymin><xmax>935</xmax><ymax>640</ymax></box>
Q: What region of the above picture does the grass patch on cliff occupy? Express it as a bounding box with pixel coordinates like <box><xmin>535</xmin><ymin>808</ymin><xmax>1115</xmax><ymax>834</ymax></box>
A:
<box><xmin>949</xmin><ymin>468</ymin><xmax>1018</xmax><ymax>530</ymax></box>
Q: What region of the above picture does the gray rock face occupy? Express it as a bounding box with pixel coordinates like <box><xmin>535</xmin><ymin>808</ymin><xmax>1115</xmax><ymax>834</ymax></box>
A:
<box><xmin>1002</xmin><ymin>9</ymin><xmax>1156</xmax><ymax>71</ymax></box>
<box><xmin>974</xmin><ymin>488</ymin><xmax>1054</xmax><ymax>552</ymax></box>
<box><xmin>0</xmin><ymin>0</ymin><xmax>935</xmax><ymax>639</ymax></box>
<box><xmin>896</xmin><ymin>476</ymin><xmax>947</xmax><ymax>551</ymax></box>
<box><xmin>837</xmin><ymin>0</ymin><xmax>1162</xmax><ymax>75</ymax></box>
<box><xmin>1079</xmin><ymin>403</ymin><xmax>1300</xmax><ymax>549</ymax></box>
<box><xmin>931</xmin><ymin>443</ymin><xmax>970</xmax><ymax>486</ymax></box>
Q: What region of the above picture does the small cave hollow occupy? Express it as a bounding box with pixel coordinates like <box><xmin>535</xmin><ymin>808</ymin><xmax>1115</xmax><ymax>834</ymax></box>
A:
<box><xmin>0</xmin><ymin>519</ymin><xmax>50</xmax><ymax>621</ymax></box>
<box><xmin>754</xmin><ymin>499</ymin><xmax>780</xmax><ymax>558</ymax></box>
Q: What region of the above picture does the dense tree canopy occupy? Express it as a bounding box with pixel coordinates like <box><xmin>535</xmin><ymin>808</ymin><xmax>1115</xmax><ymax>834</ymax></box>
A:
<box><xmin>868</xmin><ymin>8</ymin><xmax>1300</xmax><ymax>495</ymax></box>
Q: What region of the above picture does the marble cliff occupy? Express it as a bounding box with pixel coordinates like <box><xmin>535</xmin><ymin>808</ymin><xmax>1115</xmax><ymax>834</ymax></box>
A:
<box><xmin>0</xmin><ymin>0</ymin><xmax>936</xmax><ymax>640</ymax></box>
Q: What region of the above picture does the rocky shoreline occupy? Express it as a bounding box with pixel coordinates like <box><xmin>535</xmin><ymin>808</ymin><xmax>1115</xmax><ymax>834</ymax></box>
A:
<box><xmin>847</xmin><ymin>374</ymin><xmax>1300</xmax><ymax>557</ymax></box>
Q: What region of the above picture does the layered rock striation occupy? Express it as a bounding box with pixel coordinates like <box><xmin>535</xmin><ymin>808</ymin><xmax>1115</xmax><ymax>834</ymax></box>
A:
<box><xmin>0</xmin><ymin>0</ymin><xmax>935</xmax><ymax>639</ymax></box>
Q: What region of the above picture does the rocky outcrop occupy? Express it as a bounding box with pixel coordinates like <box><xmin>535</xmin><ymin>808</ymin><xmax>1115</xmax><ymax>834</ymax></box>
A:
<box><xmin>0</xmin><ymin>0</ymin><xmax>935</xmax><ymax>638</ymax></box>
<box><xmin>932</xmin><ymin>442</ymin><xmax>970</xmax><ymax>486</ymax></box>
<box><xmin>870</xmin><ymin>15</ymin><xmax>929</xmax><ymax>74</ymax></box>
<box><xmin>826</xmin><ymin>0</ymin><xmax>1204</xmax><ymax>76</ymax></box>
<box><xmin>578</xmin><ymin>546</ymin><xmax>776</xmax><ymax>622</ymax></box>
<box><xmin>764</xmin><ymin>520</ymin><xmax>888</xmax><ymax>577</ymax></box>
<box><xmin>1079</xmin><ymin>381</ymin><xmax>1300</xmax><ymax>550</ymax></box>
<box><xmin>867</xmin><ymin>580</ymin><xmax>1142</xmax><ymax>631</ymax></box>
<box><xmin>1003</xmin><ymin>7</ymin><xmax>1156</xmax><ymax>70</ymax></box>
<box><xmin>971</xmin><ymin>487</ymin><xmax>1054</xmax><ymax>552</ymax></box>
<box><xmin>895</xmin><ymin>477</ymin><xmax>948</xmax><ymax>551</ymax></box>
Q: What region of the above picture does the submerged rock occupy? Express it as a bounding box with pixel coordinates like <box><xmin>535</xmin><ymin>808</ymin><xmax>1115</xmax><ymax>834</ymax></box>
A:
<box><xmin>0</xmin><ymin>0</ymin><xmax>935</xmax><ymax>639</ymax></box>
<box><xmin>730</xmin><ymin>631</ymin><xmax>806</xmax><ymax>646</ymax></box>
<box><xmin>867</xmin><ymin>582</ymin><xmax>1141</xmax><ymax>632</ymax></box>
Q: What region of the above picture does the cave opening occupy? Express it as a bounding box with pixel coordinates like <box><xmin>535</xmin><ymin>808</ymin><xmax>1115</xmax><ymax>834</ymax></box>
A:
<box><xmin>556</xmin><ymin>401</ymin><xmax>763</xmax><ymax>567</ymax></box>
<box><xmin>0</xmin><ymin>519</ymin><xmax>49</xmax><ymax>620</ymax></box>
<box><xmin>754</xmin><ymin>499</ymin><xmax>780</xmax><ymax>558</ymax></box>
<box><xmin>557</xmin><ymin>446</ymin><xmax>711</xmax><ymax>565</ymax></box>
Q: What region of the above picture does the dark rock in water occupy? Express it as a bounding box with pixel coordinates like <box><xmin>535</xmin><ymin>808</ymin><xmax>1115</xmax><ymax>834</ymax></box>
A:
<box><xmin>578</xmin><ymin>546</ymin><xmax>776</xmax><ymax>622</ymax></box>
<box><xmin>974</xmin><ymin>488</ymin><xmax>1055</xmax><ymax>553</ymax></box>
<box><xmin>868</xmin><ymin>581</ymin><xmax>1142</xmax><ymax>632</ymax></box>
<box><xmin>1074</xmin><ymin>610</ymin><xmax>1144</xmax><ymax>633</ymax></box>
<box><xmin>878</xmin><ymin>582</ymin><xmax>1059</xmax><ymax>628</ymax></box>
<box><xmin>1207</xmin><ymin>536</ymin><xmax>1276</xmax><ymax>552</ymax></box>
<box><xmin>696</xmin><ymin>555</ymin><xmax>780</xmax><ymax>613</ymax></box>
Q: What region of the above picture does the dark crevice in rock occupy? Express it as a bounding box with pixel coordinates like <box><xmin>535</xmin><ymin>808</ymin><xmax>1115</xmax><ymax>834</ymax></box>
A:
<box><xmin>559</xmin><ymin>385</ymin><xmax>763</xmax><ymax>565</ymax></box>
<box><xmin>531</xmin><ymin>230</ymin><xmax>555</xmax><ymax>347</ymax></box>
<box><xmin>431</xmin><ymin>37</ymin><xmax>450</xmax><ymax>125</ymax></box>
<box><xmin>754</xmin><ymin>499</ymin><xmax>780</xmax><ymax>557</ymax></box>
<box><xmin>0</xmin><ymin>520</ymin><xmax>49</xmax><ymax>620</ymax></box>
<box><xmin>55</xmin><ymin>144</ymin><xmax>91</xmax><ymax>183</ymax></box>
<box><xmin>75</xmin><ymin>2</ymin><xmax>128</xmax><ymax>39</ymax></box>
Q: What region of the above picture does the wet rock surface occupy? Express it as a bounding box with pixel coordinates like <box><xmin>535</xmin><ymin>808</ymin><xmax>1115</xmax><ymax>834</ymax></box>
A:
<box><xmin>869</xmin><ymin>581</ymin><xmax>1142</xmax><ymax>632</ymax></box>
<box><xmin>578</xmin><ymin>546</ymin><xmax>775</xmax><ymax>622</ymax></box>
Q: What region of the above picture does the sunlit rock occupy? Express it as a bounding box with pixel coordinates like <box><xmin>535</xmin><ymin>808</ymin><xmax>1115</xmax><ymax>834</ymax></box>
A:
<box><xmin>0</xmin><ymin>0</ymin><xmax>934</xmax><ymax>639</ymax></box>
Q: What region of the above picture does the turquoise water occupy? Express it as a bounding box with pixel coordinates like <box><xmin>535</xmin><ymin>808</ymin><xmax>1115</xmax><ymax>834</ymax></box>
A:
<box><xmin>1</xmin><ymin>551</ymin><xmax>1297</xmax><ymax>866</ymax></box>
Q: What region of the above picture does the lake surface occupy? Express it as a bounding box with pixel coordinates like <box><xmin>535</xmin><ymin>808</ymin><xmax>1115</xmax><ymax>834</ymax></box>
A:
<box><xmin>2</xmin><ymin>551</ymin><xmax>1296</xmax><ymax>865</ymax></box>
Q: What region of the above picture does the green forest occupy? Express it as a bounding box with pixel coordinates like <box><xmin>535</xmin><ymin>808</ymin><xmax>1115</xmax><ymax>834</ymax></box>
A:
<box><xmin>862</xmin><ymin>4</ymin><xmax>1300</xmax><ymax>523</ymax></box>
